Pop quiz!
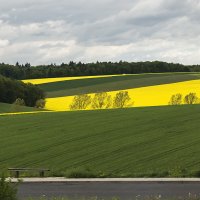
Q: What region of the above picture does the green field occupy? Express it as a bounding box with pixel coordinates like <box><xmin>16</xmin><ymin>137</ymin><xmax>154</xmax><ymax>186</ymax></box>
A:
<box><xmin>1</xmin><ymin>105</ymin><xmax>200</xmax><ymax>177</ymax></box>
<box><xmin>0</xmin><ymin>103</ymin><xmax>42</xmax><ymax>114</ymax></box>
<box><xmin>39</xmin><ymin>73</ymin><xmax>200</xmax><ymax>98</ymax></box>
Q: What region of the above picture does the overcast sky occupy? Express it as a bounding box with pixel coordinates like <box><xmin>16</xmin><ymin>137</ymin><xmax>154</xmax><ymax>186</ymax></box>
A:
<box><xmin>0</xmin><ymin>0</ymin><xmax>200</xmax><ymax>65</ymax></box>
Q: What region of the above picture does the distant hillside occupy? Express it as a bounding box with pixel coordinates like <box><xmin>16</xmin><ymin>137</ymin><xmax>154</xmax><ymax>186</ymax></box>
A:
<box><xmin>37</xmin><ymin>72</ymin><xmax>200</xmax><ymax>98</ymax></box>
<box><xmin>1</xmin><ymin>105</ymin><xmax>200</xmax><ymax>177</ymax></box>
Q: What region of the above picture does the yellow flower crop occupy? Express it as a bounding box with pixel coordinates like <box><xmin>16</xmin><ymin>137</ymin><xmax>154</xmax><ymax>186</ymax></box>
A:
<box><xmin>22</xmin><ymin>74</ymin><xmax>128</xmax><ymax>85</ymax></box>
<box><xmin>45</xmin><ymin>80</ymin><xmax>200</xmax><ymax>111</ymax></box>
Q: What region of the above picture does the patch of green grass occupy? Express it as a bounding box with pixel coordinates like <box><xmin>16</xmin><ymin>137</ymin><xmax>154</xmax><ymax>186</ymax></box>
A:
<box><xmin>1</xmin><ymin>105</ymin><xmax>200</xmax><ymax>177</ymax></box>
<box><xmin>39</xmin><ymin>73</ymin><xmax>200</xmax><ymax>98</ymax></box>
<box><xmin>0</xmin><ymin>103</ymin><xmax>43</xmax><ymax>114</ymax></box>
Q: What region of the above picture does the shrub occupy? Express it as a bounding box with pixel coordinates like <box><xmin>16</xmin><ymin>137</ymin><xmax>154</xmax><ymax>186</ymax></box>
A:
<box><xmin>35</xmin><ymin>99</ymin><xmax>46</xmax><ymax>109</ymax></box>
<box><xmin>0</xmin><ymin>174</ymin><xmax>18</xmax><ymax>200</ymax></box>
<box><xmin>11</xmin><ymin>98</ymin><xmax>25</xmax><ymax>112</ymax></box>
<box><xmin>13</xmin><ymin>98</ymin><xmax>25</xmax><ymax>106</ymax></box>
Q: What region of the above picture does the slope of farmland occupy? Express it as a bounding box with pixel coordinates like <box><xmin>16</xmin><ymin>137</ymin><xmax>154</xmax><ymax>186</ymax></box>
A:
<box><xmin>38</xmin><ymin>73</ymin><xmax>200</xmax><ymax>98</ymax></box>
<box><xmin>1</xmin><ymin>105</ymin><xmax>200</xmax><ymax>177</ymax></box>
<box><xmin>0</xmin><ymin>102</ymin><xmax>43</xmax><ymax>114</ymax></box>
<box><xmin>45</xmin><ymin>79</ymin><xmax>200</xmax><ymax>111</ymax></box>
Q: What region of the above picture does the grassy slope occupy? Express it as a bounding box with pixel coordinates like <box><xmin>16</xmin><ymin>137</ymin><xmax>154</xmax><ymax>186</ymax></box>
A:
<box><xmin>39</xmin><ymin>73</ymin><xmax>200</xmax><ymax>98</ymax></box>
<box><xmin>0</xmin><ymin>102</ymin><xmax>42</xmax><ymax>113</ymax></box>
<box><xmin>1</xmin><ymin>105</ymin><xmax>200</xmax><ymax>176</ymax></box>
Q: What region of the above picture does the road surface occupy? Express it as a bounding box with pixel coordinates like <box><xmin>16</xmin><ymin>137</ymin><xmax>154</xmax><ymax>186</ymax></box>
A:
<box><xmin>18</xmin><ymin>181</ymin><xmax>200</xmax><ymax>199</ymax></box>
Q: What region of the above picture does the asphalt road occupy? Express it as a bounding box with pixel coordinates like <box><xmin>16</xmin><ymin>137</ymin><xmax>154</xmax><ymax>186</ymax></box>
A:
<box><xmin>18</xmin><ymin>182</ymin><xmax>200</xmax><ymax>199</ymax></box>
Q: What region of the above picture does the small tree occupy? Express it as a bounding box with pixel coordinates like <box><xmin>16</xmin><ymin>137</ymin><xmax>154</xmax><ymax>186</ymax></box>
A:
<box><xmin>168</xmin><ymin>93</ymin><xmax>182</xmax><ymax>105</ymax></box>
<box><xmin>113</xmin><ymin>91</ymin><xmax>133</xmax><ymax>108</ymax></box>
<box><xmin>184</xmin><ymin>93</ymin><xmax>199</xmax><ymax>104</ymax></box>
<box><xmin>92</xmin><ymin>92</ymin><xmax>112</xmax><ymax>109</ymax></box>
<box><xmin>13</xmin><ymin>98</ymin><xmax>25</xmax><ymax>106</ymax></box>
<box><xmin>11</xmin><ymin>98</ymin><xmax>25</xmax><ymax>112</ymax></box>
<box><xmin>35</xmin><ymin>99</ymin><xmax>46</xmax><ymax>109</ymax></box>
<box><xmin>70</xmin><ymin>94</ymin><xmax>92</xmax><ymax>110</ymax></box>
<box><xmin>0</xmin><ymin>174</ymin><xmax>18</xmax><ymax>200</ymax></box>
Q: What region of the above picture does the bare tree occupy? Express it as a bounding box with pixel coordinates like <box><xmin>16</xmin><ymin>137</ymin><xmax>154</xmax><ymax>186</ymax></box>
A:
<box><xmin>92</xmin><ymin>92</ymin><xmax>112</xmax><ymax>109</ymax></box>
<box><xmin>113</xmin><ymin>91</ymin><xmax>133</xmax><ymax>108</ymax></box>
<box><xmin>184</xmin><ymin>93</ymin><xmax>199</xmax><ymax>104</ymax></box>
<box><xmin>70</xmin><ymin>94</ymin><xmax>92</xmax><ymax>110</ymax></box>
<box><xmin>168</xmin><ymin>93</ymin><xmax>182</xmax><ymax>105</ymax></box>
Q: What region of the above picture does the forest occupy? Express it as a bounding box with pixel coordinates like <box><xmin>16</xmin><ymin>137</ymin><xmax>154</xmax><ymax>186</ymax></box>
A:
<box><xmin>0</xmin><ymin>75</ymin><xmax>45</xmax><ymax>107</ymax></box>
<box><xmin>0</xmin><ymin>61</ymin><xmax>199</xmax><ymax>80</ymax></box>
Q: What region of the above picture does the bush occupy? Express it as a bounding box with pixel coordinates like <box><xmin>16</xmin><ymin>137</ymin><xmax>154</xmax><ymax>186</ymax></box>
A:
<box><xmin>0</xmin><ymin>174</ymin><xmax>18</xmax><ymax>200</ymax></box>
<box><xmin>35</xmin><ymin>99</ymin><xmax>46</xmax><ymax>109</ymax></box>
<box><xmin>13</xmin><ymin>98</ymin><xmax>25</xmax><ymax>106</ymax></box>
<box><xmin>11</xmin><ymin>98</ymin><xmax>26</xmax><ymax>112</ymax></box>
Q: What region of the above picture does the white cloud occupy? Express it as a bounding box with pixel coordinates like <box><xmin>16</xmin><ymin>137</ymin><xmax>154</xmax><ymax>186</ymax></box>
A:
<box><xmin>0</xmin><ymin>39</ymin><xmax>9</xmax><ymax>47</ymax></box>
<box><xmin>0</xmin><ymin>0</ymin><xmax>200</xmax><ymax>65</ymax></box>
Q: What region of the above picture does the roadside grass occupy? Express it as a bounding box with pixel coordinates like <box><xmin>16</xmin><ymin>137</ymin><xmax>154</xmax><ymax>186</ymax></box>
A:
<box><xmin>26</xmin><ymin>198</ymin><xmax>120</xmax><ymax>200</ymax></box>
<box><xmin>38</xmin><ymin>73</ymin><xmax>200</xmax><ymax>98</ymax></box>
<box><xmin>63</xmin><ymin>167</ymin><xmax>200</xmax><ymax>178</ymax></box>
<box><xmin>25</xmin><ymin>196</ymin><xmax>200</xmax><ymax>200</ymax></box>
<box><xmin>1</xmin><ymin>105</ymin><xmax>200</xmax><ymax>177</ymax></box>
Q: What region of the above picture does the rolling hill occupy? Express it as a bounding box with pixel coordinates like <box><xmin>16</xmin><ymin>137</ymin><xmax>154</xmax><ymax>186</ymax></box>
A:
<box><xmin>1</xmin><ymin>105</ymin><xmax>200</xmax><ymax>177</ymax></box>
<box><xmin>45</xmin><ymin>79</ymin><xmax>200</xmax><ymax>111</ymax></box>
<box><xmin>29</xmin><ymin>72</ymin><xmax>199</xmax><ymax>111</ymax></box>
<box><xmin>38</xmin><ymin>73</ymin><xmax>200</xmax><ymax>98</ymax></box>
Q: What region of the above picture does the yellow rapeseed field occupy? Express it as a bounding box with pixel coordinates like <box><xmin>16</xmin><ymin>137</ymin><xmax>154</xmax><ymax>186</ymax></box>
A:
<box><xmin>45</xmin><ymin>80</ymin><xmax>200</xmax><ymax>111</ymax></box>
<box><xmin>22</xmin><ymin>74</ymin><xmax>128</xmax><ymax>85</ymax></box>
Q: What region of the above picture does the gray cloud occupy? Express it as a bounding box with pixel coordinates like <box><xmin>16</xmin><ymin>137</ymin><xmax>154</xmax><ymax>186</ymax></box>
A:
<box><xmin>0</xmin><ymin>0</ymin><xmax>200</xmax><ymax>65</ymax></box>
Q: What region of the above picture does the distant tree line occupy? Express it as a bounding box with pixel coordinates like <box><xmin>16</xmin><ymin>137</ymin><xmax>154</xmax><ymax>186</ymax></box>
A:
<box><xmin>0</xmin><ymin>61</ymin><xmax>199</xmax><ymax>80</ymax></box>
<box><xmin>0</xmin><ymin>75</ymin><xmax>45</xmax><ymax>107</ymax></box>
